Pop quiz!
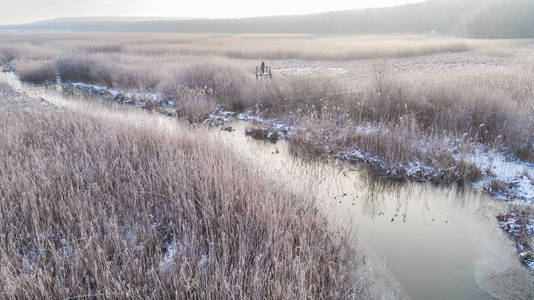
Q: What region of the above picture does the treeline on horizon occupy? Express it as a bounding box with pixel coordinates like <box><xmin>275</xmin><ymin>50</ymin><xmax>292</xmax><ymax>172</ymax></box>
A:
<box><xmin>2</xmin><ymin>0</ymin><xmax>534</xmax><ymax>38</ymax></box>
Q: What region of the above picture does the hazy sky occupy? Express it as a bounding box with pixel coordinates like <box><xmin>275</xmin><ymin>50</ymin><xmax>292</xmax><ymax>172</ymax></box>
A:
<box><xmin>1</xmin><ymin>0</ymin><xmax>425</xmax><ymax>25</ymax></box>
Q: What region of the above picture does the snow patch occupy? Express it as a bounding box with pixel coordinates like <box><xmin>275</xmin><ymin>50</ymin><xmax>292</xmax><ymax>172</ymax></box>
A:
<box><xmin>237</xmin><ymin>111</ymin><xmax>264</xmax><ymax>123</ymax></box>
<box><xmin>68</xmin><ymin>82</ymin><xmax>165</xmax><ymax>104</ymax></box>
<box><xmin>461</xmin><ymin>148</ymin><xmax>534</xmax><ymax>201</ymax></box>
<box><xmin>158</xmin><ymin>239</ymin><xmax>210</xmax><ymax>273</ymax></box>
<box><xmin>276</xmin><ymin>66</ymin><xmax>348</xmax><ymax>75</ymax></box>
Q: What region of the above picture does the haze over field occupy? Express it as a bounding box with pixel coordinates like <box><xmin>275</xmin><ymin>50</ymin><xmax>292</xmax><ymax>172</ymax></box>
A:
<box><xmin>1</xmin><ymin>0</ymin><xmax>534</xmax><ymax>299</ymax></box>
<box><xmin>1</xmin><ymin>0</ymin><xmax>534</xmax><ymax>38</ymax></box>
<box><xmin>0</xmin><ymin>0</ymin><xmax>424</xmax><ymax>24</ymax></box>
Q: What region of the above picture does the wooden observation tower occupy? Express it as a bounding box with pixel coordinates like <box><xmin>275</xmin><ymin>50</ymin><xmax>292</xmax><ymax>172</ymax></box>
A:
<box><xmin>256</xmin><ymin>61</ymin><xmax>272</xmax><ymax>82</ymax></box>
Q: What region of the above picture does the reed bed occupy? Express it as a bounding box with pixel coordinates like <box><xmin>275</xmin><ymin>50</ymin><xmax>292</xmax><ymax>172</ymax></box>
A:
<box><xmin>0</xmin><ymin>33</ymin><xmax>484</xmax><ymax>62</ymax></box>
<box><xmin>0</xmin><ymin>86</ymin><xmax>361</xmax><ymax>299</ymax></box>
<box><xmin>1</xmin><ymin>32</ymin><xmax>532</xmax><ymax>174</ymax></box>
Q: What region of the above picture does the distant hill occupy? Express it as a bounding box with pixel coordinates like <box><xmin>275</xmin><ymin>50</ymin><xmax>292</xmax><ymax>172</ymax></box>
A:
<box><xmin>464</xmin><ymin>0</ymin><xmax>534</xmax><ymax>38</ymax></box>
<box><xmin>1</xmin><ymin>0</ymin><xmax>533</xmax><ymax>38</ymax></box>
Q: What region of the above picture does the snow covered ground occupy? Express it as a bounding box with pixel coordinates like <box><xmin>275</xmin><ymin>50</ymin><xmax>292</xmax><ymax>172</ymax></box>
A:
<box><xmin>275</xmin><ymin>66</ymin><xmax>348</xmax><ymax>76</ymax></box>
<box><xmin>464</xmin><ymin>148</ymin><xmax>534</xmax><ymax>201</ymax></box>
<box><xmin>68</xmin><ymin>82</ymin><xmax>165</xmax><ymax>106</ymax></box>
<box><xmin>341</xmin><ymin>141</ymin><xmax>534</xmax><ymax>201</ymax></box>
<box><xmin>0</xmin><ymin>79</ymin><xmax>60</xmax><ymax>114</ymax></box>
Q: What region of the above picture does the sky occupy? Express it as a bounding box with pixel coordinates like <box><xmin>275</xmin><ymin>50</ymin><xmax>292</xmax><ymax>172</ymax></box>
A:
<box><xmin>0</xmin><ymin>0</ymin><xmax>425</xmax><ymax>25</ymax></box>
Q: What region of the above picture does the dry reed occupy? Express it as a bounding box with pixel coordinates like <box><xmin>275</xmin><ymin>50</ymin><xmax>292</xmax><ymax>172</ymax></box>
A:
<box><xmin>0</xmin><ymin>88</ymin><xmax>361</xmax><ymax>299</ymax></box>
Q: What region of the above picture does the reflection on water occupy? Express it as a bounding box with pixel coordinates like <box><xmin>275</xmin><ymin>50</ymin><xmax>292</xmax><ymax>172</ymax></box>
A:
<box><xmin>3</xmin><ymin>71</ymin><xmax>534</xmax><ymax>300</ymax></box>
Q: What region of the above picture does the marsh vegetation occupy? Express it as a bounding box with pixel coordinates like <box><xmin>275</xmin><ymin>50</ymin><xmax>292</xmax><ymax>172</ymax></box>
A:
<box><xmin>0</xmin><ymin>80</ymin><xmax>361</xmax><ymax>298</ymax></box>
<box><xmin>2</xmin><ymin>33</ymin><xmax>532</xmax><ymax>185</ymax></box>
<box><xmin>1</xmin><ymin>31</ymin><xmax>534</xmax><ymax>298</ymax></box>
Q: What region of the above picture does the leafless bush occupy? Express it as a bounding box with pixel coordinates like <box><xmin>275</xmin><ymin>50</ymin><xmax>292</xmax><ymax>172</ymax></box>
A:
<box><xmin>112</xmin><ymin>64</ymin><xmax>161</xmax><ymax>89</ymax></box>
<box><xmin>485</xmin><ymin>180</ymin><xmax>518</xmax><ymax>194</ymax></box>
<box><xmin>17</xmin><ymin>61</ymin><xmax>58</xmax><ymax>82</ymax></box>
<box><xmin>158</xmin><ymin>62</ymin><xmax>253</xmax><ymax>110</ymax></box>
<box><xmin>497</xmin><ymin>207</ymin><xmax>534</xmax><ymax>268</ymax></box>
<box><xmin>256</xmin><ymin>76</ymin><xmax>345</xmax><ymax>116</ymax></box>
<box><xmin>245</xmin><ymin>127</ymin><xmax>280</xmax><ymax>143</ymax></box>
<box><xmin>89</xmin><ymin>62</ymin><xmax>115</xmax><ymax>88</ymax></box>
<box><xmin>54</xmin><ymin>56</ymin><xmax>95</xmax><ymax>83</ymax></box>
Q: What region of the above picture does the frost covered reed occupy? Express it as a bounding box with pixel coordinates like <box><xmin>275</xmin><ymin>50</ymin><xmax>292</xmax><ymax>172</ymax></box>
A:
<box><xmin>0</xmin><ymin>89</ymin><xmax>361</xmax><ymax>299</ymax></box>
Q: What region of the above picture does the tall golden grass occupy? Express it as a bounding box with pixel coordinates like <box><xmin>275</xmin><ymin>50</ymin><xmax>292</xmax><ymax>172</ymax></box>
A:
<box><xmin>0</xmin><ymin>87</ymin><xmax>361</xmax><ymax>298</ymax></box>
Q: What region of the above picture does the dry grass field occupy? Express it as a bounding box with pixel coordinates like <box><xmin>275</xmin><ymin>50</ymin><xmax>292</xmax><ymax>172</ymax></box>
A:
<box><xmin>1</xmin><ymin>33</ymin><xmax>533</xmax><ymax>183</ymax></box>
<box><xmin>0</xmin><ymin>80</ymin><xmax>361</xmax><ymax>299</ymax></box>
<box><xmin>1</xmin><ymin>32</ymin><xmax>534</xmax><ymax>296</ymax></box>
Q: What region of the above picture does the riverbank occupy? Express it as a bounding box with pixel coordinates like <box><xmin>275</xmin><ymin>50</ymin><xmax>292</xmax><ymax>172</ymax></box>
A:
<box><xmin>234</xmin><ymin>110</ymin><xmax>534</xmax><ymax>202</ymax></box>
<box><xmin>29</xmin><ymin>78</ymin><xmax>534</xmax><ymax>202</ymax></box>
<box><xmin>498</xmin><ymin>208</ymin><xmax>534</xmax><ymax>270</ymax></box>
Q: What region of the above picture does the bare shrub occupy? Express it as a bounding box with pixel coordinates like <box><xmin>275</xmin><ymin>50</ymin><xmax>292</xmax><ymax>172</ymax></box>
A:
<box><xmin>89</xmin><ymin>62</ymin><xmax>115</xmax><ymax>88</ymax></box>
<box><xmin>256</xmin><ymin>76</ymin><xmax>345</xmax><ymax>116</ymax></box>
<box><xmin>245</xmin><ymin>127</ymin><xmax>280</xmax><ymax>143</ymax></box>
<box><xmin>17</xmin><ymin>61</ymin><xmax>58</xmax><ymax>82</ymax></box>
<box><xmin>158</xmin><ymin>62</ymin><xmax>252</xmax><ymax>110</ymax></box>
<box><xmin>497</xmin><ymin>207</ymin><xmax>534</xmax><ymax>268</ymax></box>
<box><xmin>54</xmin><ymin>56</ymin><xmax>94</xmax><ymax>83</ymax></box>
<box><xmin>51</xmin><ymin>56</ymin><xmax>119</xmax><ymax>87</ymax></box>
<box><xmin>485</xmin><ymin>180</ymin><xmax>518</xmax><ymax>194</ymax></box>
<box><xmin>112</xmin><ymin>64</ymin><xmax>161</xmax><ymax>90</ymax></box>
